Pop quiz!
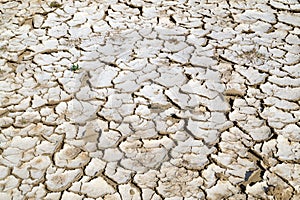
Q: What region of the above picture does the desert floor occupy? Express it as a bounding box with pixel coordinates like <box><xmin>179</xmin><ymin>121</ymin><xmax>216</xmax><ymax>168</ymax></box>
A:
<box><xmin>0</xmin><ymin>0</ymin><xmax>299</xmax><ymax>199</ymax></box>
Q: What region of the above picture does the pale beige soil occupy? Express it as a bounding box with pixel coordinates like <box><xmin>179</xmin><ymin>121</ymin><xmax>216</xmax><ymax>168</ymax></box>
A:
<box><xmin>0</xmin><ymin>0</ymin><xmax>299</xmax><ymax>199</ymax></box>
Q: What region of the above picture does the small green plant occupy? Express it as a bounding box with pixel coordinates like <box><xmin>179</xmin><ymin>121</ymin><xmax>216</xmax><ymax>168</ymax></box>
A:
<box><xmin>20</xmin><ymin>117</ymin><xmax>27</xmax><ymax>125</ymax></box>
<box><xmin>70</xmin><ymin>64</ymin><xmax>80</xmax><ymax>71</ymax></box>
<box><xmin>0</xmin><ymin>68</ymin><xmax>5</xmax><ymax>74</ymax></box>
<box><xmin>49</xmin><ymin>1</ymin><xmax>62</xmax><ymax>8</ymax></box>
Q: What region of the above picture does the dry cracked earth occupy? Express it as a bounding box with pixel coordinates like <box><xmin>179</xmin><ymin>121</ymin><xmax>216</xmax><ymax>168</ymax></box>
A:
<box><xmin>0</xmin><ymin>0</ymin><xmax>299</xmax><ymax>199</ymax></box>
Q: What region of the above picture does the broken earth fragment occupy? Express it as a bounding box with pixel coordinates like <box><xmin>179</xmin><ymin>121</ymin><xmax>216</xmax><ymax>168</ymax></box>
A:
<box><xmin>45</xmin><ymin>169</ymin><xmax>82</xmax><ymax>192</ymax></box>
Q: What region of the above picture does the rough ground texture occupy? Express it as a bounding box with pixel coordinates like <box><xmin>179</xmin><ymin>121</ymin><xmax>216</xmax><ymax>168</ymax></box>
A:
<box><xmin>0</xmin><ymin>0</ymin><xmax>299</xmax><ymax>199</ymax></box>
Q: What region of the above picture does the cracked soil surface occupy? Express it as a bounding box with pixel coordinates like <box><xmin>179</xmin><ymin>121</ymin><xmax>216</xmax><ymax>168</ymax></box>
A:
<box><xmin>0</xmin><ymin>0</ymin><xmax>299</xmax><ymax>199</ymax></box>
